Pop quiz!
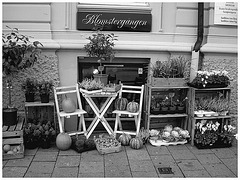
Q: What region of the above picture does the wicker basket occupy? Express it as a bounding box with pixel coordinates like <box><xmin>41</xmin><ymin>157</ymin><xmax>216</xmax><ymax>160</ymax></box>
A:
<box><xmin>95</xmin><ymin>136</ymin><xmax>122</xmax><ymax>155</ymax></box>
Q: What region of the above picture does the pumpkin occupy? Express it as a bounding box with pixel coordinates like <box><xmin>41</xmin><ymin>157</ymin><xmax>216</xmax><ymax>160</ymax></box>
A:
<box><xmin>115</xmin><ymin>97</ymin><xmax>128</xmax><ymax>111</ymax></box>
<box><xmin>118</xmin><ymin>133</ymin><xmax>132</xmax><ymax>146</ymax></box>
<box><xmin>56</xmin><ymin>133</ymin><xmax>72</xmax><ymax>150</ymax></box>
<box><xmin>126</xmin><ymin>101</ymin><xmax>139</xmax><ymax>113</ymax></box>
<box><xmin>129</xmin><ymin>137</ymin><xmax>143</xmax><ymax>150</ymax></box>
<box><xmin>62</xmin><ymin>95</ymin><xmax>76</xmax><ymax>113</ymax></box>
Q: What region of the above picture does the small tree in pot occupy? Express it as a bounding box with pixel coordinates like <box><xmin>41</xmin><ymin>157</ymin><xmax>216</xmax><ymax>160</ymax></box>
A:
<box><xmin>2</xmin><ymin>26</ymin><xmax>42</xmax><ymax>126</ymax></box>
<box><xmin>84</xmin><ymin>29</ymin><xmax>117</xmax><ymax>85</ymax></box>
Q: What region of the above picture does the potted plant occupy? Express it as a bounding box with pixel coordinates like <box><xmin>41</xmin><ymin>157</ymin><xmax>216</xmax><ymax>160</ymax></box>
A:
<box><xmin>84</xmin><ymin>30</ymin><xmax>117</xmax><ymax>85</ymax></box>
<box><xmin>38</xmin><ymin>121</ymin><xmax>56</xmax><ymax>149</ymax></box>
<box><xmin>160</xmin><ymin>96</ymin><xmax>169</xmax><ymax>113</ymax></box>
<box><xmin>78</xmin><ymin>78</ymin><xmax>104</xmax><ymax>94</ymax></box>
<box><xmin>37</xmin><ymin>80</ymin><xmax>53</xmax><ymax>103</ymax></box>
<box><xmin>2</xmin><ymin>26</ymin><xmax>42</xmax><ymax>126</ymax></box>
<box><xmin>151</xmin><ymin>56</ymin><xmax>190</xmax><ymax>87</ymax></box>
<box><xmin>23</xmin><ymin>122</ymin><xmax>40</xmax><ymax>149</ymax></box>
<box><xmin>188</xmin><ymin>70</ymin><xmax>231</xmax><ymax>88</ymax></box>
<box><xmin>21</xmin><ymin>78</ymin><xmax>38</xmax><ymax>102</ymax></box>
<box><xmin>218</xmin><ymin>124</ymin><xmax>236</xmax><ymax>147</ymax></box>
<box><xmin>177</xmin><ymin>97</ymin><xmax>188</xmax><ymax>112</ymax></box>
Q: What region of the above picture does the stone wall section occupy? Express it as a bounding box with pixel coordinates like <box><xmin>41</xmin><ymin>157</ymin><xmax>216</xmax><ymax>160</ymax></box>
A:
<box><xmin>2</xmin><ymin>53</ymin><xmax>60</xmax><ymax>114</ymax></box>
<box><xmin>202</xmin><ymin>57</ymin><xmax>238</xmax><ymax>116</ymax></box>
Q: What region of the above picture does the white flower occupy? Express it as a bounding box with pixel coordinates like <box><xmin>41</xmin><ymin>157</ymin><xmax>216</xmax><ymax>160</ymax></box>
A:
<box><xmin>93</xmin><ymin>69</ymin><xmax>99</xmax><ymax>74</ymax></box>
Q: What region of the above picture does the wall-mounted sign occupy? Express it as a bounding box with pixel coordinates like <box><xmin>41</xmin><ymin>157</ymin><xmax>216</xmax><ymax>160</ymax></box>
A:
<box><xmin>214</xmin><ymin>2</ymin><xmax>238</xmax><ymax>26</ymax></box>
<box><xmin>77</xmin><ymin>12</ymin><xmax>151</xmax><ymax>32</ymax></box>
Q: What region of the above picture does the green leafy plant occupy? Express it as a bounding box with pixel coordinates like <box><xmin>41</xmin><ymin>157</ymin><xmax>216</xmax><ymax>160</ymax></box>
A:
<box><xmin>152</xmin><ymin>56</ymin><xmax>190</xmax><ymax>78</ymax></box>
<box><xmin>84</xmin><ymin>30</ymin><xmax>117</xmax><ymax>74</ymax></box>
<box><xmin>2</xmin><ymin>26</ymin><xmax>43</xmax><ymax>76</ymax></box>
<box><xmin>37</xmin><ymin>80</ymin><xmax>53</xmax><ymax>95</ymax></box>
<box><xmin>78</xmin><ymin>78</ymin><xmax>104</xmax><ymax>91</ymax></box>
<box><xmin>21</xmin><ymin>78</ymin><xmax>38</xmax><ymax>95</ymax></box>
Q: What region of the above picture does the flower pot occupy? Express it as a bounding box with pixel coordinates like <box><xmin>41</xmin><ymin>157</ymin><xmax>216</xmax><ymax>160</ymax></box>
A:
<box><xmin>40</xmin><ymin>94</ymin><xmax>50</xmax><ymax>103</ymax></box>
<box><xmin>177</xmin><ymin>106</ymin><xmax>185</xmax><ymax>113</ymax></box>
<box><xmin>40</xmin><ymin>139</ymin><xmax>51</xmax><ymax>149</ymax></box>
<box><xmin>3</xmin><ymin>108</ymin><xmax>18</xmax><ymax>126</ymax></box>
<box><xmin>25</xmin><ymin>93</ymin><xmax>35</xmax><ymax>102</ymax></box>
<box><xmin>24</xmin><ymin>139</ymin><xmax>38</xmax><ymax>149</ymax></box>
<box><xmin>93</xmin><ymin>74</ymin><xmax>108</xmax><ymax>85</ymax></box>
<box><xmin>219</xmin><ymin>111</ymin><xmax>228</xmax><ymax>116</ymax></box>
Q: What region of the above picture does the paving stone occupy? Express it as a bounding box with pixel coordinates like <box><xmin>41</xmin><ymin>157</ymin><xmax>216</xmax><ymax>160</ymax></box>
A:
<box><xmin>229</xmin><ymin>146</ymin><xmax>238</xmax><ymax>155</ymax></box>
<box><xmin>155</xmin><ymin>164</ymin><xmax>184</xmax><ymax>178</ymax></box>
<box><xmin>24</xmin><ymin>172</ymin><xmax>52</xmax><ymax>177</ymax></box>
<box><xmin>182</xmin><ymin>170</ymin><xmax>211</xmax><ymax>177</ymax></box>
<box><xmin>27</xmin><ymin>161</ymin><xmax>55</xmax><ymax>174</ymax></box>
<box><xmin>186</xmin><ymin>144</ymin><xmax>214</xmax><ymax>154</ymax></box>
<box><xmin>211</xmin><ymin>148</ymin><xmax>237</xmax><ymax>159</ymax></box>
<box><xmin>24</xmin><ymin>148</ymin><xmax>38</xmax><ymax>155</ymax></box>
<box><xmin>195</xmin><ymin>153</ymin><xmax>222</xmax><ymax>164</ymax></box>
<box><xmin>2</xmin><ymin>167</ymin><xmax>28</xmax><ymax>177</ymax></box>
<box><xmin>78</xmin><ymin>172</ymin><xmax>104</xmax><ymax>178</ymax></box>
<box><xmin>5</xmin><ymin>155</ymin><xmax>34</xmax><ymax>167</ymax></box>
<box><xmin>220</xmin><ymin>158</ymin><xmax>238</xmax><ymax>175</ymax></box>
<box><xmin>126</xmin><ymin>146</ymin><xmax>151</xmax><ymax>160</ymax></box>
<box><xmin>129</xmin><ymin>160</ymin><xmax>156</xmax><ymax>172</ymax></box>
<box><xmin>79</xmin><ymin>161</ymin><xmax>104</xmax><ymax>174</ymax></box>
<box><xmin>167</xmin><ymin>144</ymin><xmax>189</xmax><ymax>152</ymax></box>
<box><xmin>105</xmin><ymin>164</ymin><xmax>131</xmax><ymax>177</ymax></box>
<box><xmin>52</xmin><ymin>167</ymin><xmax>79</xmax><ymax>177</ymax></box>
<box><xmin>59</xmin><ymin>149</ymin><xmax>80</xmax><ymax>155</ymax></box>
<box><xmin>170</xmin><ymin>150</ymin><xmax>197</xmax><ymax>160</ymax></box>
<box><xmin>132</xmin><ymin>171</ymin><xmax>158</xmax><ymax>177</ymax></box>
<box><xmin>177</xmin><ymin>160</ymin><xmax>205</xmax><ymax>171</ymax></box>
<box><xmin>151</xmin><ymin>155</ymin><xmax>177</xmax><ymax>166</ymax></box>
<box><xmin>56</xmin><ymin>155</ymin><xmax>80</xmax><ymax>167</ymax></box>
<box><xmin>81</xmin><ymin>150</ymin><xmax>103</xmax><ymax>162</ymax></box>
<box><xmin>33</xmin><ymin>151</ymin><xmax>58</xmax><ymax>161</ymax></box>
<box><xmin>104</xmin><ymin>151</ymin><xmax>128</xmax><ymax>166</ymax></box>
<box><xmin>203</xmin><ymin>163</ymin><xmax>236</xmax><ymax>177</ymax></box>
<box><xmin>146</xmin><ymin>144</ymin><xmax>170</xmax><ymax>155</ymax></box>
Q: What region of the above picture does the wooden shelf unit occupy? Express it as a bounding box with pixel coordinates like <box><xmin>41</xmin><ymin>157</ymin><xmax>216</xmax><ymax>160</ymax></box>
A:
<box><xmin>189</xmin><ymin>87</ymin><xmax>232</xmax><ymax>146</ymax></box>
<box><xmin>144</xmin><ymin>84</ymin><xmax>190</xmax><ymax>131</ymax></box>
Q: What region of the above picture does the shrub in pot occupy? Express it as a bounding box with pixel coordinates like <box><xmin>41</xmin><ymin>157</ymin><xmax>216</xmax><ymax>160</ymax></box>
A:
<box><xmin>21</xmin><ymin>78</ymin><xmax>38</xmax><ymax>102</ymax></box>
<box><xmin>37</xmin><ymin>80</ymin><xmax>53</xmax><ymax>103</ymax></box>
<box><xmin>2</xmin><ymin>26</ymin><xmax>42</xmax><ymax>126</ymax></box>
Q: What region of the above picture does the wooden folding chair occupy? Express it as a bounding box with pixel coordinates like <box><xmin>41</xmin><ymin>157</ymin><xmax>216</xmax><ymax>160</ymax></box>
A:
<box><xmin>53</xmin><ymin>84</ymin><xmax>87</xmax><ymax>136</ymax></box>
<box><xmin>112</xmin><ymin>84</ymin><xmax>144</xmax><ymax>136</ymax></box>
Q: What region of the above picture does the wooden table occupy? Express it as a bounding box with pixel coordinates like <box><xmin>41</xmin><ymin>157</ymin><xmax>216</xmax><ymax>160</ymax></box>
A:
<box><xmin>80</xmin><ymin>89</ymin><xmax>119</xmax><ymax>139</ymax></box>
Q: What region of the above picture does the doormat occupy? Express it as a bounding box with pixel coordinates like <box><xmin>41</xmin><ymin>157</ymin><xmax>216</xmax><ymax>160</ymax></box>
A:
<box><xmin>158</xmin><ymin>167</ymin><xmax>174</xmax><ymax>174</ymax></box>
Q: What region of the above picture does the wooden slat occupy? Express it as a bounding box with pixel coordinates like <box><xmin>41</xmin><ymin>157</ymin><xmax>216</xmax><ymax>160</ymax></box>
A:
<box><xmin>3</xmin><ymin>131</ymin><xmax>23</xmax><ymax>138</ymax></box>
<box><xmin>7</xmin><ymin>124</ymin><xmax>17</xmax><ymax>131</ymax></box>
<box><xmin>15</xmin><ymin>117</ymin><xmax>24</xmax><ymax>131</ymax></box>
<box><xmin>3</xmin><ymin>137</ymin><xmax>23</xmax><ymax>145</ymax></box>
<box><xmin>2</xmin><ymin>126</ymin><xmax>9</xmax><ymax>132</ymax></box>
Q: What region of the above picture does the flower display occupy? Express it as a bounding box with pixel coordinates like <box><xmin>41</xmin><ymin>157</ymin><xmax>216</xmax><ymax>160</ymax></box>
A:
<box><xmin>194</xmin><ymin>120</ymin><xmax>236</xmax><ymax>148</ymax></box>
<box><xmin>189</xmin><ymin>70</ymin><xmax>231</xmax><ymax>88</ymax></box>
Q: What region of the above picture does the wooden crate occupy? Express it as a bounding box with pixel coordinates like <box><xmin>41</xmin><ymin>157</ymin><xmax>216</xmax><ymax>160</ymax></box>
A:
<box><xmin>150</xmin><ymin>77</ymin><xmax>187</xmax><ymax>87</ymax></box>
<box><xmin>2</xmin><ymin>116</ymin><xmax>25</xmax><ymax>160</ymax></box>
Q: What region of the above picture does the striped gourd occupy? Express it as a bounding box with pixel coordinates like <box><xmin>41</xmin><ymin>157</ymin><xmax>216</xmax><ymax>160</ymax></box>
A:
<box><xmin>129</xmin><ymin>137</ymin><xmax>143</xmax><ymax>150</ymax></box>
<box><xmin>115</xmin><ymin>98</ymin><xmax>128</xmax><ymax>111</ymax></box>
<box><xmin>118</xmin><ymin>133</ymin><xmax>132</xmax><ymax>146</ymax></box>
<box><xmin>126</xmin><ymin>101</ymin><xmax>139</xmax><ymax>113</ymax></box>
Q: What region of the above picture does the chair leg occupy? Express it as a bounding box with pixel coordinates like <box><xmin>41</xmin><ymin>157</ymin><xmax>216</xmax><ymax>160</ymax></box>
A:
<box><xmin>114</xmin><ymin>114</ymin><xmax>119</xmax><ymax>137</ymax></box>
<box><xmin>118</xmin><ymin>115</ymin><xmax>123</xmax><ymax>131</ymax></box>
<box><xmin>135</xmin><ymin>115</ymin><xmax>141</xmax><ymax>136</ymax></box>
<box><xmin>59</xmin><ymin>117</ymin><xmax>65</xmax><ymax>133</ymax></box>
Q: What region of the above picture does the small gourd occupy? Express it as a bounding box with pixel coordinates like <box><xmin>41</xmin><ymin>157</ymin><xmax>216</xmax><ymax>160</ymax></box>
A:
<box><xmin>56</xmin><ymin>133</ymin><xmax>72</xmax><ymax>150</ymax></box>
<box><xmin>62</xmin><ymin>95</ymin><xmax>76</xmax><ymax>113</ymax></box>
<box><xmin>126</xmin><ymin>101</ymin><xmax>139</xmax><ymax>113</ymax></box>
<box><xmin>118</xmin><ymin>133</ymin><xmax>132</xmax><ymax>146</ymax></box>
<box><xmin>115</xmin><ymin>97</ymin><xmax>128</xmax><ymax>111</ymax></box>
<box><xmin>129</xmin><ymin>136</ymin><xmax>143</xmax><ymax>150</ymax></box>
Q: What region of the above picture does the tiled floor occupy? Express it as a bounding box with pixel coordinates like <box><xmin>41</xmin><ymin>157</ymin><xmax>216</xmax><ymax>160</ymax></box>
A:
<box><xmin>2</xmin><ymin>140</ymin><xmax>238</xmax><ymax>178</ymax></box>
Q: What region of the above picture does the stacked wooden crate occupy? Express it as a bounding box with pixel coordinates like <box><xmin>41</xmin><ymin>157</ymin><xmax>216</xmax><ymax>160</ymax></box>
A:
<box><xmin>2</xmin><ymin>116</ymin><xmax>25</xmax><ymax>160</ymax></box>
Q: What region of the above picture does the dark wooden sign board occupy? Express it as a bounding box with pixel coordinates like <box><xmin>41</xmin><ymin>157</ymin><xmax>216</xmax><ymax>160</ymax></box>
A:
<box><xmin>77</xmin><ymin>12</ymin><xmax>152</xmax><ymax>32</ymax></box>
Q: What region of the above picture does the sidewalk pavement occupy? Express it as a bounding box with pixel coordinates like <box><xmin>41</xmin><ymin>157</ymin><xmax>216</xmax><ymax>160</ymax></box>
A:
<box><xmin>2</xmin><ymin>140</ymin><xmax>238</xmax><ymax>178</ymax></box>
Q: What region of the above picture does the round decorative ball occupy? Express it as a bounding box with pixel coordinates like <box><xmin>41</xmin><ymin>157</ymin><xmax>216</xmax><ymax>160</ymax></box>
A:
<box><xmin>56</xmin><ymin>133</ymin><xmax>72</xmax><ymax>150</ymax></box>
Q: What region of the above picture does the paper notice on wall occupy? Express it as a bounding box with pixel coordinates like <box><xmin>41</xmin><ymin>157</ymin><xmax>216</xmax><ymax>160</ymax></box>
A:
<box><xmin>214</xmin><ymin>2</ymin><xmax>238</xmax><ymax>26</ymax></box>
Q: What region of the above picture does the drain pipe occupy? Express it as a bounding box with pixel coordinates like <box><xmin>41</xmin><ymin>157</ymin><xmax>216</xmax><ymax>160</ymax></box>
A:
<box><xmin>190</xmin><ymin>2</ymin><xmax>204</xmax><ymax>82</ymax></box>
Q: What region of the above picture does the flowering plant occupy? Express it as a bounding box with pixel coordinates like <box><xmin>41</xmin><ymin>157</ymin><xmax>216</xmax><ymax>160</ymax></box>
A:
<box><xmin>194</xmin><ymin>120</ymin><xmax>220</xmax><ymax>146</ymax></box>
<box><xmin>218</xmin><ymin>125</ymin><xmax>236</xmax><ymax>144</ymax></box>
<box><xmin>21</xmin><ymin>78</ymin><xmax>38</xmax><ymax>94</ymax></box>
<box><xmin>189</xmin><ymin>70</ymin><xmax>231</xmax><ymax>88</ymax></box>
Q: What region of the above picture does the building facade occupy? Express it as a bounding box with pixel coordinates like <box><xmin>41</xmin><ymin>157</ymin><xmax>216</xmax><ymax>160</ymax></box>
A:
<box><xmin>2</xmin><ymin>2</ymin><xmax>238</xmax><ymax>131</ymax></box>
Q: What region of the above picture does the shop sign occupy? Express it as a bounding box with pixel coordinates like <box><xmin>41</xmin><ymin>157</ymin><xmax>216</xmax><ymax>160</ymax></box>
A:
<box><xmin>214</xmin><ymin>2</ymin><xmax>238</xmax><ymax>26</ymax></box>
<box><xmin>77</xmin><ymin>12</ymin><xmax>151</xmax><ymax>32</ymax></box>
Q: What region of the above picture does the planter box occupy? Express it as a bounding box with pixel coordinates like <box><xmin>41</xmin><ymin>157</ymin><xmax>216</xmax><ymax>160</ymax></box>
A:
<box><xmin>2</xmin><ymin>116</ymin><xmax>25</xmax><ymax>160</ymax></box>
<box><xmin>188</xmin><ymin>83</ymin><xmax>228</xmax><ymax>89</ymax></box>
<box><xmin>150</xmin><ymin>77</ymin><xmax>186</xmax><ymax>87</ymax></box>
